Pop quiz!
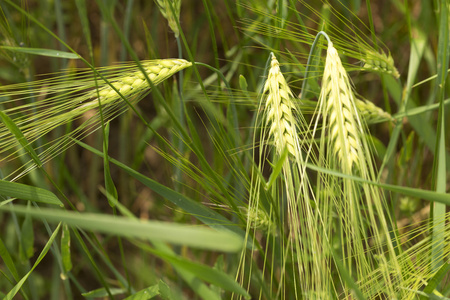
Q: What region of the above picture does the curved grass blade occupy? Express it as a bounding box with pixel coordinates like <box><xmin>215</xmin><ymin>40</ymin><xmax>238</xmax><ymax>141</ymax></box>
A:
<box><xmin>153</xmin><ymin>249</ymin><xmax>249</xmax><ymax>298</ymax></box>
<box><xmin>3</xmin><ymin>223</ymin><xmax>61</xmax><ymax>300</ymax></box>
<box><xmin>0</xmin><ymin>110</ymin><xmax>41</xmax><ymax>168</ymax></box>
<box><xmin>82</xmin><ymin>288</ymin><xmax>126</xmax><ymax>298</ymax></box>
<box><xmin>102</xmin><ymin>123</ymin><xmax>118</xmax><ymax>207</ymax></box>
<box><xmin>421</xmin><ymin>263</ymin><xmax>450</xmax><ymax>299</ymax></box>
<box><xmin>151</xmin><ymin>241</ymin><xmax>221</xmax><ymax>300</ymax></box>
<box><xmin>61</xmin><ymin>223</ymin><xmax>72</xmax><ymax>274</ymax></box>
<box><xmin>0</xmin><ymin>180</ymin><xmax>62</xmax><ymax>206</ymax></box>
<box><xmin>330</xmin><ymin>247</ymin><xmax>366</xmax><ymax>300</ymax></box>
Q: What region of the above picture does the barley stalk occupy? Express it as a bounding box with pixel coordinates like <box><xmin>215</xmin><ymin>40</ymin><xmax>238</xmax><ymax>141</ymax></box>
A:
<box><xmin>263</xmin><ymin>53</ymin><xmax>299</xmax><ymax>158</ymax></box>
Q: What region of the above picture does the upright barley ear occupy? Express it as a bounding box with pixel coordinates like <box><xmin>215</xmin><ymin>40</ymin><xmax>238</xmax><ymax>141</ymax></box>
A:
<box><xmin>320</xmin><ymin>42</ymin><xmax>362</xmax><ymax>172</ymax></box>
<box><xmin>363</xmin><ymin>51</ymin><xmax>400</xmax><ymax>79</ymax></box>
<box><xmin>316</xmin><ymin>38</ymin><xmax>404</xmax><ymax>297</ymax></box>
<box><xmin>263</xmin><ymin>53</ymin><xmax>299</xmax><ymax>158</ymax></box>
<box><xmin>154</xmin><ymin>0</ymin><xmax>181</xmax><ymax>38</ymax></box>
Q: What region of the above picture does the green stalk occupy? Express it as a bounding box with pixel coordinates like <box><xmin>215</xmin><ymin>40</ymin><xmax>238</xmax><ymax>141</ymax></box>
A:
<box><xmin>430</xmin><ymin>0</ymin><xmax>449</xmax><ymax>278</ymax></box>
<box><xmin>300</xmin><ymin>31</ymin><xmax>331</xmax><ymax>99</ymax></box>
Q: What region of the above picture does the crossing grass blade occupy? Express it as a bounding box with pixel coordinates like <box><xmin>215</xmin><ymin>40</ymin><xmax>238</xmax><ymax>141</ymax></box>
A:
<box><xmin>0</xmin><ymin>204</ymin><xmax>244</xmax><ymax>252</ymax></box>
<box><xmin>3</xmin><ymin>223</ymin><xmax>61</xmax><ymax>300</ymax></box>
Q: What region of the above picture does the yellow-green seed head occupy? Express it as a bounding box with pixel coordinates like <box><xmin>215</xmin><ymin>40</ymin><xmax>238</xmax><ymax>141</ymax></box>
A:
<box><xmin>243</xmin><ymin>206</ymin><xmax>275</xmax><ymax>234</ymax></box>
<box><xmin>155</xmin><ymin>0</ymin><xmax>181</xmax><ymax>38</ymax></box>
<box><xmin>263</xmin><ymin>54</ymin><xmax>299</xmax><ymax>158</ymax></box>
<box><xmin>355</xmin><ymin>98</ymin><xmax>394</xmax><ymax>124</ymax></box>
<box><xmin>321</xmin><ymin>43</ymin><xmax>362</xmax><ymax>172</ymax></box>
<box><xmin>85</xmin><ymin>59</ymin><xmax>192</xmax><ymax>109</ymax></box>
<box><xmin>363</xmin><ymin>51</ymin><xmax>400</xmax><ymax>79</ymax></box>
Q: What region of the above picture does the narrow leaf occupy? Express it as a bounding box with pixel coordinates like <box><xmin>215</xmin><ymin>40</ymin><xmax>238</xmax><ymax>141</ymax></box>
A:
<box><xmin>306</xmin><ymin>163</ymin><xmax>450</xmax><ymax>205</ymax></box>
<box><xmin>0</xmin><ymin>46</ymin><xmax>79</xmax><ymax>58</ymax></box>
<box><xmin>74</xmin><ymin>139</ymin><xmax>246</xmax><ymax>238</ymax></box>
<box><xmin>61</xmin><ymin>223</ymin><xmax>72</xmax><ymax>273</ymax></box>
<box><xmin>82</xmin><ymin>287</ymin><xmax>125</xmax><ymax>297</ymax></box>
<box><xmin>140</xmin><ymin>242</ymin><xmax>250</xmax><ymax>298</ymax></box>
<box><xmin>123</xmin><ymin>284</ymin><xmax>159</xmax><ymax>300</ymax></box>
<box><xmin>0</xmin><ymin>180</ymin><xmax>62</xmax><ymax>206</ymax></box>
<box><xmin>0</xmin><ymin>110</ymin><xmax>41</xmax><ymax>166</ymax></box>
<box><xmin>102</xmin><ymin>123</ymin><xmax>118</xmax><ymax>207</ymax></box>
<box><xmin>19</xmin><ymin>204</ymin><xmax>34</xmax><ymax>261</ymax></box>
<box><xmin>158</xmin><ymin>280</ymin><xmax>172</xmax><ymax>300</ymax></box>
<box><xmin>4</xmin><ymin>223</ymin><xmax>61</xmax><ymax>300</ymax></box>
<box><xmin>0</xmin><ymin>237</ymin><xmax>19</xmax><ymax>282</ymax></box>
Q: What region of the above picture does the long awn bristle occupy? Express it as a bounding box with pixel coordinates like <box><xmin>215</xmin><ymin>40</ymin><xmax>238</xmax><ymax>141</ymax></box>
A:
<box><xmin>0</xmin><ymin>59</ymin><xmax>192</xmax><ymax>179</ymax></box>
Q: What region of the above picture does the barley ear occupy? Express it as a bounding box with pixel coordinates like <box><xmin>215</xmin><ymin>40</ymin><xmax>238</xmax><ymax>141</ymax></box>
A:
<box><xmin>355</xmin><ymin>97</ymin><xmax>394</xmax><ymax>124</ymax></box>
<box><xmin>154</xmin><ymin>0</ymin><xmax>181</xmax><ymax>38</ymax></box>
<box><xmin>263</xmin><ymin>53</ymin><xmax>299</xmax><ymax>158</ymax></box>
<box><xmin>82</xmin><ymin>59</ymin><xmax>192</xmax><ymax>110</ymax></box>
<box><xmin>363</xmin><ymin>51</ymin><xmax>400</xmax><ymax>78</ymax></box>
<box><xmin>320</xmin><ymin>42</ymin><xmax>362</xmax><ymax>172</ymax></box>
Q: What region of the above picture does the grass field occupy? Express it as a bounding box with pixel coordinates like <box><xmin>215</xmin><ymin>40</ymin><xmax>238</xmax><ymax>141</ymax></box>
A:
<box><xmin>0</xmin><ymin>0</ymin><xmax>449</xmax><ymax>299</ymax></box>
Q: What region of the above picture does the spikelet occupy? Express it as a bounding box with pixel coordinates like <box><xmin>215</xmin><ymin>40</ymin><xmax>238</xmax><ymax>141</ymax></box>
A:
<box><xmin>355</xmin><ymin>97</ymin><xmax>394</xmax><ymax>124</ymax></box>
<box><xmin>263</xmin><ymin>53</ymin><xmax>299</xmax><ymax>158</ymax></box>
<box><xmin>154</xmin><ymin>0</ymin><xmax>181</xmax><ymax>38</ymax></box>
<box><xmin>362</xmin><ymin>51</ymin><xmax>400</xmax><ymax>78</ymax></box>
<box><xmin>242</xmin><ymin>206</ymin><xmax>275</xmax><ymax>234</ymax></box>
<box><xmin>80</xmin><ymin>59</ymin><xmax>191</xmax><ymax>110</ymax></box>
<box><xmin>320</xmin><ymin>42</ymin><xmax>362</xmax><ymax>172</ymax></box>
<box><xmin>300</xmin><ymin>98</ymin><xmax>393</xmax><ymax>124</ymax></box>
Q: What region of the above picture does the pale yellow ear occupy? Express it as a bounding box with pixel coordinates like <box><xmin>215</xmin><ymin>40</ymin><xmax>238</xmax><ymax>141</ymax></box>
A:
<box><xmin>263</xmin><ymin>53</ymin><xmax>299</xmax><ymax>159</ymax></box>
<box><xmin>320</xmin><ymin>43</ymin><xmax>362</xmax><ymax>172</ymax></box>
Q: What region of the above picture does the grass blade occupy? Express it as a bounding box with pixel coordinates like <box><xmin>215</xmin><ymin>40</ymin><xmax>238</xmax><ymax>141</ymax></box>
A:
<box><xmin>0</xmin><ymin>237</ymin><xmax>19</xmax><ymax>282</ymax></box>
<box><xmin>306</xmin><ymin>162</ymin><xmax>450</xmax><ymax>205</ymax></box>
<box><xmin>0</xmin><ymin>46</ymin><xmax>79</xmax><ymax>59</ymax></box>
<box><xmin>430</xmin><ymin>0</ymin><xmax>449</xmax><ymax>276</ymax></box>
<box><xmin>0</xmin><ymin>180</ymin><xmax>62</xmax><ymax>206</ymax></box>
<box><xmin>3</xmin><ymin>223</ymin><xmax>61</xmax><ymax>300</ymax></box>
<box><xmin>123</xmin><ymin>284</ymin><xmax>159</xmax><ymax>300</ymax></box>
<box><xmin>0</xmin><ymin>204</ymin><xmax>244</xmax><ymax>252</ymax></box>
